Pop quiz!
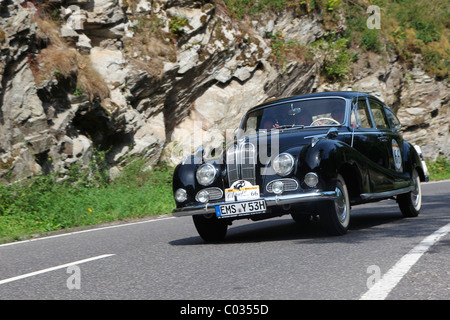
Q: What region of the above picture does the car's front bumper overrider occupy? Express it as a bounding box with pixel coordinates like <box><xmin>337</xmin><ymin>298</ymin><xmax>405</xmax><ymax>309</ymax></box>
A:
<box><xmin>172</xmin><ymin>190</ymin><xmax>337</xmax><ymax>217</ymax></box>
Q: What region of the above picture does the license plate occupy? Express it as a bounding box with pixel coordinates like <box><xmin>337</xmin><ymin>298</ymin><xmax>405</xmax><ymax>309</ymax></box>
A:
<box><xmin>215</xmin><ymin>199</ymin><xmax>266</xmax><ymax>218</ymax></box>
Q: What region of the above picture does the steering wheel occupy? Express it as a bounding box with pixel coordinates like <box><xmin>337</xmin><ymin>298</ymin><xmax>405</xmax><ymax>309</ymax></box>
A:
<box><xmin>310</xmin><ymin>117</ymin><xmax>340</xmax><ymax>126</ymax></box>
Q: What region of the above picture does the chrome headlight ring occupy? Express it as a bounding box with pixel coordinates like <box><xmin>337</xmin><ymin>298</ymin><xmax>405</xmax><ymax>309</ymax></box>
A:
<box><xmin>272</xmin><ymin>153</ymin><xmax>295</xmax><ymax>176</ymax></box>
<box><xmin>196</xmin><ymin>163</ymin><xmax>217</xmax><ymax>186</ymax></box>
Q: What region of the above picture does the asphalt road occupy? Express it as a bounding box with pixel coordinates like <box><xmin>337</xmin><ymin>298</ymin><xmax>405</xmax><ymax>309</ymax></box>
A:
<box><xmin>0</xmin><ymin>180</ymin><xmax>449</xmax><ymax>302</ymax></box>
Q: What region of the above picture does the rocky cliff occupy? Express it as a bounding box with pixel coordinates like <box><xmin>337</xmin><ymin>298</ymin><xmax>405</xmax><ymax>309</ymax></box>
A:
<box><xmin>0</xmin><ymin>0</ymin><xmax>448</xmax><ymax>181</ymax></box>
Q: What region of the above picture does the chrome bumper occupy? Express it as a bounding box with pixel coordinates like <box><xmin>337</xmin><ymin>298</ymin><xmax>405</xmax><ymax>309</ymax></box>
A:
<box><xmin>172</xmin><ymin>190</ymin><xmax>337</xmax><ymax>217</ymax></box>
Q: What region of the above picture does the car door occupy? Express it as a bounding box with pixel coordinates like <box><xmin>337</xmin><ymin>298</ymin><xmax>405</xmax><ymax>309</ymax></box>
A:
<box><xmin>349</xmin><ymin>98</ymin><xmax>389</xmax><ymax>191</ymax></box>
<box><xmin>366</xmin><ymin>98</ymin><xmax>399</xmax><ymax>191</ymax></box>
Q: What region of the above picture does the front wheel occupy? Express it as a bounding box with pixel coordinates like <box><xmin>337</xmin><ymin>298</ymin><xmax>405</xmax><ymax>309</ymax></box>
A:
<box><xmin>319</xmin><ymin>175</ymin><xmax>350</xmax><ymax>236</ymax></box>
<box><xmin>192</xmin><ymin>214</ymin><xmax>228</xmax><ymax>242</ymax></box>
<box><xmin>397</xmin><ymin>169</ymin><xmax>422</xmax><ymax>217</ymax></box>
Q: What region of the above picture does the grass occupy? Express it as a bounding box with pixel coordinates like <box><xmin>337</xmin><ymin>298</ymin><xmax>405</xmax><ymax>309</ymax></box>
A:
<box><xmin>0</xmin><ymin>155</ymin><xmax>175</xmax><ymax>244</ymax></box>
<box><xmin>426</xmin><ymin>157</ymin><xmax>450</xmax><ymax>181</ymax></box>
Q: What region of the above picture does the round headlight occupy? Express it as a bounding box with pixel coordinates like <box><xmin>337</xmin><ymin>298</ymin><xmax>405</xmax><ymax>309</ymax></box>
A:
<box><xmin>196</xmin><ymin>163</ymin><xmax>217</xmax><ymax>186</ymax></box>
<box><xmin>174</xmin><ymin>188</ymin><xmax>187</xmax><ymax>203</ymax></box>
<box><xmin>272</xmin><ymin>153</ymin><xmax>295</xmax><ymax>176</ymax></box>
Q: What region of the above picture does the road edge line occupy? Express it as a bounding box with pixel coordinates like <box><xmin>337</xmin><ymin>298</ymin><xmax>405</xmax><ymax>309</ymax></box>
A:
<box><xmin>0</xmin><ymin>216</ymin><xmax>175</xmax><ymax>248</ymax></box>
<box><xmin>360</xmin><ymin>222</ymin><xmax>450</xmax><ymax>300</ymax></box>
<box><xmin>0</xmin><ymin>254</ymin><xmax>115</xmax><ymax>285</ymax></box>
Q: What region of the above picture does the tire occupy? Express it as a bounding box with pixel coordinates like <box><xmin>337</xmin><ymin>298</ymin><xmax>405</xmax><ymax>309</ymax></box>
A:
<box><xmin>192</xmin><ymin>214</ymin><xmax>228</xmax><ymax>242</ymax></box>
<box><xmin>319</xmin><ymin>174</ymin><xmax>350</xmax><ymax>236</ymax></box>
<box><xmin>398</xmin><ymin>169</ymin><xmax>422</xmax><ymax>217</ymax></box>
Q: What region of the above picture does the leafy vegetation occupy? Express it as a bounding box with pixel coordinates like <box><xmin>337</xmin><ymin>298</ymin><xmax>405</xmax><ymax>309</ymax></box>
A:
<box><xmin>426</xmin><ymin>157</ymin><xmax>450</xmax><ymax>181</ymax></box>
<box><xmin>341</xmin><ymin>0</ymin><xmax>449</xmax><ymax>79</ymax></box>
<box><xmin>169</xmin><ymin>15</ymin><xmax>189</xmax><ymax>37</ymax></box>
<box><xmin>221</xmin><ymin>0</ymin><xmax>449</xmax><ymax>80</ymax></box>
<box><xmin>0</xmin><ymin>153</ymin><xmax>175</xmax><ymax>243</ymax></box>
<box><xmin>221</xmin><ymin>0</ymin><xmax>300</xmax><ymax>19</ymax></box>
<box><xmin>268</xmin><ymin>31</ymin><xmax>312</xmax><ymax>72</ymax></box>
<box><xmin>310</xmin><ymin>36</ymin><xmax>352</xmax><ymax>80</ymax></box>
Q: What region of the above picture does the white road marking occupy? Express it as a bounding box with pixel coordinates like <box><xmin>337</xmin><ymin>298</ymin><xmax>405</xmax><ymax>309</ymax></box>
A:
<box><xmin>0</xmin><ymin>216</ymin><xmax>175</xmax><ymax>248</ymax></box>
<box><xmin>0</xmin><ymin>254</ymin><xmax>115</xmax><ymax>285</ymax></box>
<box><xmin>360</xmin><ymin>222</ymin><xmax>450</xmax><ymax>300</ymax></box>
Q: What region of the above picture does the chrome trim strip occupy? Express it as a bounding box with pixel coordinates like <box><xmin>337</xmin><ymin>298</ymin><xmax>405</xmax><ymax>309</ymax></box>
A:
<box><xmin>172</xmin><ymin>190</ymin><xmax>337</xmax><ymax>217</ymax></box>
<box><xmin>226</xmin><ymin>145</ymin><xmax>239</xmax><ymax>186</ymax></box>
<box><xmin>360</xmin><ymin>186</ymin><xmax>414</xmax><ymax>201</ymax></box>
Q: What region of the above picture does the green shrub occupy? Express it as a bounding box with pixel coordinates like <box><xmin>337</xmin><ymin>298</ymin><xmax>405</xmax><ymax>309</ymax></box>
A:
<box><xmin>311</xmin><ymin>36</ymin><xmax>351</xmax><ymax>80</ymax></box>
<box><xmin>269</xmin><ymin>32</ymin><xmax>312</xmax><ymax>71</ymax></box>
<box><xmin>361</xmin><ymin>29</ymin><xmax>382</xmax><ymax>52</ymax></box>
<box><xmin>0</xmin><ymin>154</ymin><xmax>175</xmax><ymax>243</ymax></box>
<box><xmin>426</xmin><ymin>157</ymin><xmax>450</xmax><ymax>181</ymax></box>
<box><xmin>169</xmin><ymin>15</ymin><xmax>189</xmax><ymax>37</ymax></box>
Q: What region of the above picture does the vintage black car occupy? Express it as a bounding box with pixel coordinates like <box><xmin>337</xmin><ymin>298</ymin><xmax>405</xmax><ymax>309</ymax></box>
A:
<box><xmin>172</xmin><ymin>92</ymin><xmax>429</xmax><ymax>242</ymax></box>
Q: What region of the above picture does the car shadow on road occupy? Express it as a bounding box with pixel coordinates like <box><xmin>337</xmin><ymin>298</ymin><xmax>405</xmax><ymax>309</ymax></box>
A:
<box><xmin>170</xmin><ymin>190</ymin><xmax>450</xmax><ymax>246</ymax></box>
<box><xmin>169</xmin><ymin>210</ymin><xmax>405</xmax><ymax>246</ymax></box>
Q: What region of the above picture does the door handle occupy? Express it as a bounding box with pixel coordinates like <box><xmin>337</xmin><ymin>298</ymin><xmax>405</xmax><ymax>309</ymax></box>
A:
<box><xmin>378</xmin><ymin>136</ymin><xmax>388</xmax><ymax>142</ymax></box>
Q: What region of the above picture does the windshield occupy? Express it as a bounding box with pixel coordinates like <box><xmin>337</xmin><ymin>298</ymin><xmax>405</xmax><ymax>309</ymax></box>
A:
<box><xmin>241</xmin><ymin>98</ymin><xmax>347</xmax><ymax>136</ymax></box>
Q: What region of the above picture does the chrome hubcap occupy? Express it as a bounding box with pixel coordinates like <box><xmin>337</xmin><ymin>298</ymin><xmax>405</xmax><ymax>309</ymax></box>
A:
<box><xmin>335</xmin><ymin>187</ymin><xmax>347</xmax><ymax>224</ymax></box>
<box><xmin>411</xmin><ymin>172</ymin><xmax>421</xmax><ymax>210</ymax></box>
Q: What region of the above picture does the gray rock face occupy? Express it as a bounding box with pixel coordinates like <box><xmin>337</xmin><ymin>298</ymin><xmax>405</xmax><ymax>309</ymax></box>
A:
<box><xmin>0</xmin><ymin>1</ymin><xmax>448</xmax><ymax>181</ymax></box>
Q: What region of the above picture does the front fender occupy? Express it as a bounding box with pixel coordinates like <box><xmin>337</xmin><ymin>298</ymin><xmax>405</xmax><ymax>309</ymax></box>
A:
<box><xmin>300</xmin><ymin>138</ymin><xmax>364</xmax><ymax>192</ymax></box>
<box><xmin>403</xmin><ymin>141</ymin><xmax>428</xmax><ymax>181</ymax></box>
<box><xmin>172</xmin><ymin>159</ymin><xmax>199</xmax><ymax>208</ymax></box>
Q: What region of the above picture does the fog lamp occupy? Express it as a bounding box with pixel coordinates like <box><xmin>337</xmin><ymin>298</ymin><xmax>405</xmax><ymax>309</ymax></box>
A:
<box><xmin>304</xmin><ymin>172</ymin><xmax>319</xmax><ymax>188</ymax></box>
<box><xmin>272</xmin><ymin>180</ymin><xmax>284</xmax><ymax>195</ymax></box>
<box><xmin>174</xmin><ymin>188</ymin><xmax>188</xmax><ymax>203</ymax></box>
<box><xmin>196</xmin><ymin>189</ymin><xmax>210</xmax><ymax>203</ymax></box>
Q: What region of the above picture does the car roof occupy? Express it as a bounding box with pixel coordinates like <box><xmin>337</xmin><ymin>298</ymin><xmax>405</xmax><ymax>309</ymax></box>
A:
<box><xmin>248</xmin><ymin>91</ymin><xmax>380</xmax><ymax>113</ymax></box>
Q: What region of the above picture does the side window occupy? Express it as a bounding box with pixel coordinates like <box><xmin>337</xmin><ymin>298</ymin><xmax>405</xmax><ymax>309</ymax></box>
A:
<box><xmin>351</xmin><ymin>99</ymin><xmax>373</xmax><ymax>128</ymax></box>
<box><xmin>384</xmin><ymin>107</ymin><xmax>401</xmax><ymax>130</ymax></box>
<box><xmin>357</xmin><ymin>99</ymin><xmax>373</xmax><ymax>128</ymax></box>
<box><xmin>369</xmin><ymin>100</ymin><xmax>389</xmax><ymax>129</ymax></box>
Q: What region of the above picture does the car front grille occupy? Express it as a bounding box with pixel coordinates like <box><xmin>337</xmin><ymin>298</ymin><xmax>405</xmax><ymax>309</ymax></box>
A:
<box><xmin>226</xmin><ymin>141</ymin><xmax>257</xmax><ymax>187</ymax></box>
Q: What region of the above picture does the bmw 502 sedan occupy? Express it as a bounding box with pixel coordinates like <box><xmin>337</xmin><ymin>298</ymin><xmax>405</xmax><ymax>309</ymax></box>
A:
<box><xmin>172</xmin><ymin>92</ymin><xmax>429</xmax><ymax>242</ymax></box>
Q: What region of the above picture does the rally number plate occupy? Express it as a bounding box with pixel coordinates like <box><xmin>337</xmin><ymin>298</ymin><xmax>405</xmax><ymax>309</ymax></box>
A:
<box><xmin>215</xmin><ymin>199</ymin><xmax>266</xmax><ymax>218</ymax></box>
